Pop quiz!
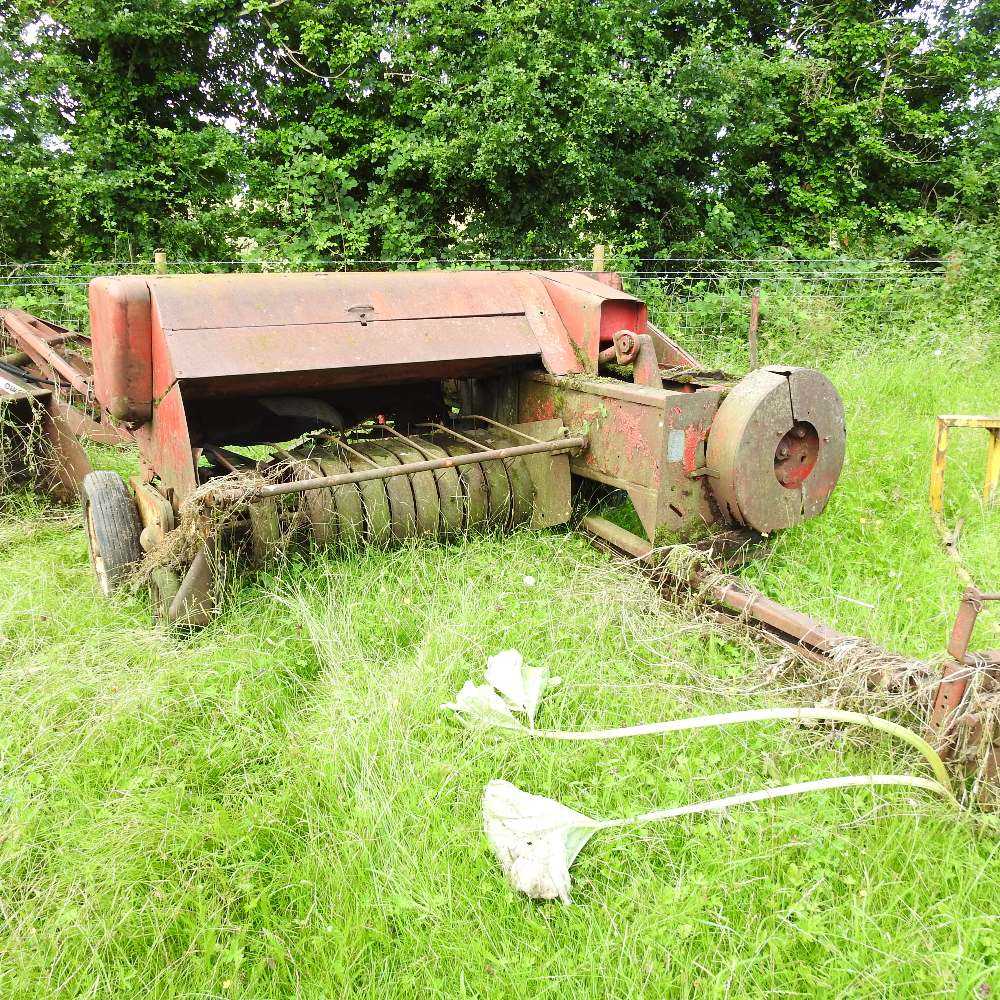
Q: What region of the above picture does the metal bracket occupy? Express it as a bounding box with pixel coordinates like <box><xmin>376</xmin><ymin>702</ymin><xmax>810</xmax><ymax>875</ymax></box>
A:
<box><xmin>928</xmin><ymin>587</ymin><xmax>1000</xmax><ymax>759</ymax></box>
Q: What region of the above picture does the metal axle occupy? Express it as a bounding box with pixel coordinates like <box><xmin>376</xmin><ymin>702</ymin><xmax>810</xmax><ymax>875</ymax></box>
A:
<box><xmin>257</xmin><ymin>435</ymin><xmax>587</xmax><ymax>498</ymax></box>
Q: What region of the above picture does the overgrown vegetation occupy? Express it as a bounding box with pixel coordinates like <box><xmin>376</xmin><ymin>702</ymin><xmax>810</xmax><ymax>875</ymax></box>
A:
<box><xmin>1</xmin><ymin>253</ymin><xmax>998</xmax><ymax>996</ymax></box>
<box><xmin>1</xmin><ymin>0</ymin><xmax>997</xmax><ymax>260</ymax></box>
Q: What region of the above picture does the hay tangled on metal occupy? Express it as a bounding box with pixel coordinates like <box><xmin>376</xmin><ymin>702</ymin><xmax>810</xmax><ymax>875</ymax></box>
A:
<box><xmin>651</xmin><ymin>543</ymin><xmax>935</xmax><ymax>711</ymax></box>
<box><xmin>646</xmin><ymin>543</ymin><xmax>999</xmax><ymax>807</ymax></box>
<box><xmin>138</xmin><ymin>457</ymin><xmax>301</xmax><ymax>577</ymax></box>
<box><xmin>0</xmin><ymin>396</ymin><xmax>47</xmax><ymax>508</ymax></box>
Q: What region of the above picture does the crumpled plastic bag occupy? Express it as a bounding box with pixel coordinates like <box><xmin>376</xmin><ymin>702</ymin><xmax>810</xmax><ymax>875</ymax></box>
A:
<box><xmin>484</xmin><ymin>650</ymin><xmax>561</xmax><ymax>729</ymax></box>
<box><xmin>482</xmin><ymin>779</ymin><xmax>603</xmax><ymax>904</ymax></box>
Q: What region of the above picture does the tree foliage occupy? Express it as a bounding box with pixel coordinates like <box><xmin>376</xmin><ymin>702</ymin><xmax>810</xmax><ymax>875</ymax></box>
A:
<box><xmin>1</xmin><ymin>0</ymin><xmax>997</xmax><ymax>260</ymax></box>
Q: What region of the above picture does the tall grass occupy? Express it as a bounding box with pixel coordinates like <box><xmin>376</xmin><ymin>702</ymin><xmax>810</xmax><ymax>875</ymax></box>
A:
<box><xmin>1</xmin><ymin>254</ymin><xmax>999</xmax><ymax>997</ymax></box>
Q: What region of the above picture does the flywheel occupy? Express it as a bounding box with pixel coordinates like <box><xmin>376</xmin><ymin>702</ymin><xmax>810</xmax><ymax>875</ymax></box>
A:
<box><xmin>705</xmin><ymin>367</ymin><xmax>846</xmax><ymax>534</ymax></box>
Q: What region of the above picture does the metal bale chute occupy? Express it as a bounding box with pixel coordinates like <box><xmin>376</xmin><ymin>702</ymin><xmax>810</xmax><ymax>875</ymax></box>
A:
<box><xmin>2</xmin><ymin>265</ymin><xmax>995</xmax><ymax>795</ymax></box>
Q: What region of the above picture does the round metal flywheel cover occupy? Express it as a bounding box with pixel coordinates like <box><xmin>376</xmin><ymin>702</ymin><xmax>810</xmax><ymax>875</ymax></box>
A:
<box><xmin>705</xmin><ymin>366</ymin><xmax>846</xmax><ymax>534</ymax></box>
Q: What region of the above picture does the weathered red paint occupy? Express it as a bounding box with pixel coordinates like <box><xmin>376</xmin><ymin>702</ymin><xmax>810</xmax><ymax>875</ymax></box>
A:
<box><xmin>706</xmin><ymin>367</ymin><xmax>845</xmax><ymax>534</ymax></box>
<box><xmin>81</xmin><ymin>269</ymin><xmax>847</xmax><ymax>537</ymax></box>
<box><xmin>86</xmin><ymin>270</ymin><xmax>652</xmax><ymax>504</ymax></box>
<box><xmin>518</xmin><ymin>373</ymin><xmax>732</xmax><ymax>540</ymax></box>
<box><xmin>89</xmin><ymin>277</ymin><xmax>153</xmax><ymax>424</ymax></box>
<box><xmin>682</xmin><ymin>425</ymin><xmax>703</xmax><ymax>474</ymax></box>
<box><xmin>526</xmin><ymin>396</ymin><xmax>558</xmax><ymax>422</ymax></box>
<box><xmin>131</xmin><ymin>295</ymin><xmax>198</xmax><ymax>502</ymax></box>
<box><xmin>612</xmin><ymin>407</ymin><xmax>654</xmax><ymax>466</ymax></box>
<box><xmin>535</xmin><ymin>272</ymin><xmax>647</xmax><ymax>369</ymax></box>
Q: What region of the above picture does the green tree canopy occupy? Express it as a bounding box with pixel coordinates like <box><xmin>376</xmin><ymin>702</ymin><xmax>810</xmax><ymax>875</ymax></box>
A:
<box><xmin>1</xmin><ymin>0</ymin><xmax>997</xmax><ymax>260</ymax></box>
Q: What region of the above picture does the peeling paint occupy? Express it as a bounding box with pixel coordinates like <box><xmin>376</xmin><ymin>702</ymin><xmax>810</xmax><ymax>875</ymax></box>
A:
<box><xmin>682</xmin><ymin>424</ymin><xmax>703</xmax><ymax>473</ymax></box>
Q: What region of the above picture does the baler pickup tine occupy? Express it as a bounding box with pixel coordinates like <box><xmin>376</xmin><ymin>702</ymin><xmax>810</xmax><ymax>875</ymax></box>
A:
<box><xmin>460</xmin><ymin>414</ymin><xmax>545</xmax><ymax>443</ymax></box>
<box><xmin>254</xmin><ymin>437</ymin><xmax>587</xmax><ymax>499</ymax></box>
<box><xmin>204</xmin><ymin>446</ymin><xmax>255</xmax><ymax>473</ymax></box>
<box><xmin>374</xmin><ymin>423</ymin><xmax>438</xmax><ymax>459</ymax></box>
<box><xmin>417</xmin><ymin>422</ymin><xmax>497</xmax><ymax>453</ymax></box>
<box><xmin>323</xmin><ymin>437</ymin><xmax>382</xmax><ymax>469</ymax></box>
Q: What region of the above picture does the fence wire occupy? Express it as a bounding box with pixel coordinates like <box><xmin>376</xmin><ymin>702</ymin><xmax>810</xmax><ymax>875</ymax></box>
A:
<box><xmin>0</xmin><ymin>256</ymin><xmax>949</xmax><ymax>371</ymax></box>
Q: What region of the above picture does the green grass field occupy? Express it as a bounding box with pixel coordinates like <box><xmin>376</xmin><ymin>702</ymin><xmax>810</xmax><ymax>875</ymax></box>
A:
<box><xmin>1</xmin><ymin>267</ymin><xmax>998</xmax><ymax>997</ymax></box>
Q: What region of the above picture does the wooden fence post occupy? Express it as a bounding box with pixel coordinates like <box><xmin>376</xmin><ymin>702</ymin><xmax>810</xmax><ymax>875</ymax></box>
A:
<box><xmin>748</xmin><ymin>287</ymin><xmax>761</xmax><ymax>369</ymax></box>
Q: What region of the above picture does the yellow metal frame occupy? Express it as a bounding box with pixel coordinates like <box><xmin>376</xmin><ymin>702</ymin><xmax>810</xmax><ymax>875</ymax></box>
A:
<box><xmin>930</xmin><ymin>414</ymin><xmax>1000</xmax><ymax>513</ymax></box>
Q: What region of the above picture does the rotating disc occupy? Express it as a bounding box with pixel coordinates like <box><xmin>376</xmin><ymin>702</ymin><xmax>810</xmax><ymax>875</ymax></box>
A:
<box><xmin>294</xmin><ymin>456</ymin><xmax>338</xmax><ymax>547</ymax></box>
<box><xmin>706</xmin><ymin>367</ymin><xmax>845</xmax><ymax>534</ymax></box>
<box><xmin>463</xmin><ymin>429</ymin><xmax>535</xmax><ymax>528</ymax></box>
<box><xmin>410</xmin><ymin>437</ymin><xmax>464</xmax><ymax>538</ymax></box>
<box><xmin>462</xmin><ymin>431</ymin><xmax>513</xmax><ymax>529</ymax></box>
<box><xmin>782</xmin><ymin>367</ymin><xmax>847</xmax><ymax>519</ymax></box>
<box><xmin>336</xmin><ymin>445</ymin><xmax>392</xmax><ymax>545</ymax></box>
<box><xmin>316</xmin><ymin>454</ymin><xmax>364</xmax><ymax>550</ymax></box>
<box><xmin>248</xmin><ymin>498</ymin><xmax>282</xmax><ymax>561</ymax></box>
<box><xmin>377</xmin><ymin>439</ymin><xmax>439</xmax><ymax>537</ymax></box>
<box><xmin>428</xmin><ymin>436</ymin><xmax>490</xmax><ymax>532</ymax></box>
<box><xmin>354</xmin><ymin>441</ymin><xmax>417</xmax><ymax>542</ymax></box>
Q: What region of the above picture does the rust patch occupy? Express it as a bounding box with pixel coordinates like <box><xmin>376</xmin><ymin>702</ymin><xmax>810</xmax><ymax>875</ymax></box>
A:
<box><xmin>613</xmin><ymin>407</ymin><xmax>654</xmax><ymax>464</ymax></box>
<box><xmin>529</xmin><ymin>397</ymin><xmax>557</xmax><ymax>422</ymax></box>
<box><xmin>682</xmin><ymin>424</ymin><xmax>703</xmax><ymax>474</ymax></box>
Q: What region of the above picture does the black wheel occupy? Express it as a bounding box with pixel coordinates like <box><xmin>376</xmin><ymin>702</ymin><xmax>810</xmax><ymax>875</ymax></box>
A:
<box><xmin>82</xmin><ymin>471</ymin><xmax>142</xmax><ymax>595</ymax></box>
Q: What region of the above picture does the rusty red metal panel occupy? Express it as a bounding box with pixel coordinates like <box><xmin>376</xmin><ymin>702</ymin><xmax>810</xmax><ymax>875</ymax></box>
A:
<box><xmin>90</xmin><ymin>270</ymin><xmax>647</xmax><ymax>405</ymax></box>
<box><xmin>89</xmin><ymin>277</ymin><xmax>153</xmax><ymax>424</ymax></box>
<box><xmin>535</xmin><ymin>272</ymin><xmax>647</xmax><ymax>371</ymax></box>
<box><xmin>647</xmin><ymin>321</ymin><xmax>701</xmax><ymax>368</ymax></box>
<box><xmin>0</xmin><ymin>308</ymin><xmax>93</xmax><ymax>398</ymax></box>
<box><xmin>520</xmin><ymin>372</ymin><xmax>666</xmax><ymax>490</ymax></box>
<box><xmin>146</xmin><ymin>271</ymin><xmax>530</xmax><ymax>331</ymax></box>
<box><xmin>599</xmin><ymin>299</ymin><xmax>648</xmax><ymax>344</ymax></box>
<box><xmin>133</xmin><ymin>301</ymin><xmax>198</xmax><ymax>505</ymax></box>
<box><xmin>519</xmin><ymin>372</ymin><xmax>725</xmax><ymax>542</ymax></box>
<box><xmin>83</xmin><ymin>268</ymin><xmax>658</xmax><ymax>505</ymax></box>
<box><xmin>165</xmin><ymin>315</ymin><xmax>539</xmax><ymax>393</ymax></box>
<box><xmin>508</xmin><ymin>272</ymin><xmax>583</xmax><ymax>376</ymax></box>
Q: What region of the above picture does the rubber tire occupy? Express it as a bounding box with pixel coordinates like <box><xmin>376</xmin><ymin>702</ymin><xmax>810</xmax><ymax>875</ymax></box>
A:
<box><xmin>82</xmin><ymin>470</ymin><xmax>143</xmax><ymax>595</ymax></box>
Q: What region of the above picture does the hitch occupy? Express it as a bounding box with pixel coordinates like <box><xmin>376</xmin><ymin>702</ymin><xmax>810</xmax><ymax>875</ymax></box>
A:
<box><xmin>928</xmin><ymin>587</ymin><xmax>1000</xmax><ymax>778</ymax></box>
